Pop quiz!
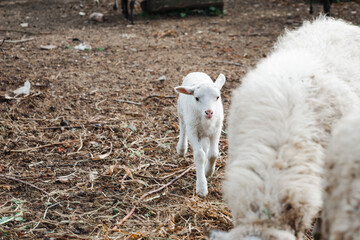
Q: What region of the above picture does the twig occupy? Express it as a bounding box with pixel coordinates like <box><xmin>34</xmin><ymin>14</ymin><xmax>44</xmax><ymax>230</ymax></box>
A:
<box><xmin>215</xmin><ymin>60</ymin><xmax>242</xmax><ymax>66</ymax></box>
<box><xmin>27</xmin><ymin>221</ymin><xmax>41</xmax><ymax>233</ymax></box>
<box><xmin>43</xmin><ymin>202</ymin><xmax>62</xmax><ymax>219</ymax></box>
<box><xmin>77</xmin><ymin>135</ymin><xmax>83</xmax><ymax>152</ymax></box>
<box><xmin>37</xmin><ymin>125</ymin><xmax>84</xmax><ymax>130</ymax></box>
<box><xmin>0</xmin><ymin>38</ymin><xmax>35</xmax><ymax>43</ymax></box>
<box><xmin>115</xmin><ymin>164</ymin><xmax>194</xmax><ymax>226</ymax></box>
<box><xmin>0</xmin><ymin>174</ymin><xmax>60</xmax><ymax>205</ymax></box>
<box><xmin>35</xmin><ymin>124</ymin><xmax>100</xmax><ymax>130</ymax></box>
<box><xmin>10</xmin><ymin>139</ymin><xmax>80</xmax><ymax>152</ymax></box>
<box><xmin>27</xmin><ymin>220</ymin><xmax>41</xmax><ymax>233</ymax></box>
<box><xmin>26</xmin><ymin>122</ymin><xmax>128</xmax><ymax>130</ymax></box>
<box><xmin>44</xmin><ymin>234</ymin><xmax>89</xmax><ymax>240</ymax></box>
<box><xmin>116</xmin><ymin>99</ymin><xmax>142</xmax><ymax>105</ymax></box>
<box><xmin>143</xmin><ymin>95</ymin><xmax>177</xmax><ymax>102</ymax></box>
<box><xmin>0</xmin><ymin>37</ymin><xmax>8</xmax><ymax>61</ymax></box>
<box><xmin>0</xmin><ymin>212</ymin><xmax>22</xmax><ymax>225</ymax></box>
<box><xmin>0</xmin><ymin>29</ymin><xmax>40</xmax><ymax>35</ymax></box>
<box><xmin>246</xmin><ymin>33</ymin><xmax>277</xmax><ymax>37</ymax></box>
<box><xmin>0</xmin><ymin>37</ymin><xmax>8</xmax><ymax>47</ymax></box>
<box><xmin>54</xmin><ymin>71</ymin><xmax>61</xmax><ymax>80</ymax></box>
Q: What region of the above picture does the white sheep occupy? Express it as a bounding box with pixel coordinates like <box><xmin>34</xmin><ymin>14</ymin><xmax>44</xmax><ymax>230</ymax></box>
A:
<box><xmin>174</xmin><ymin>72</ymin><xmax>226</xmax><ymax>197</ymax></box>
<box><xmin>322</xmin><ymin>112</ymin><xmax>360</xmax><ymax>240</ymax></box>
<box><xmin>208</xmin><ymin>17</ymin><xmax>360</xmax><ymax>240</ymax></box>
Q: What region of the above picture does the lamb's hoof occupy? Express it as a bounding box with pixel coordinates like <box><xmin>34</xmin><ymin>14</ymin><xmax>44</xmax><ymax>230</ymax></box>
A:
<box><xmin>205</xmin><ymin>165</ymin><xmax>215</xmax><ymax>178</ymax></box>
<box><xmin>176</xmin><ymin>147</ymin><xmax>187</xmax><ymax>157</ymax></box>
<box><xmin>197</xmin><ymin>190</ymin><xmax>208</xmax><ymax>198</ymax></box>
<box><xmin>196</xmin><ymin>185</ymin><xmax>208</xmax><ymax>197</ymax></box>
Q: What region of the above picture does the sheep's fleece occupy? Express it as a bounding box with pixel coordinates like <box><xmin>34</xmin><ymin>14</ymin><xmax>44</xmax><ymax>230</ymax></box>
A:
<box><xmin>208</xmin><ymin>17</ymin><xmax>360</xmax><ymax>240</ymax></box>
<box><xmin>322</xmin><ymin>112</ymin><xmax>360</xmax><ymax>240</ymax></box>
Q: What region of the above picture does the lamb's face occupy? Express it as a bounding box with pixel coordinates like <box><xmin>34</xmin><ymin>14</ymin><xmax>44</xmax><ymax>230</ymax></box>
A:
<box><xmin>174</xmin><ymin>73</ymin><xmax>226</xmax><ymax>120</ymax></box>
<box><xmin>193</xmin><ymin>84</ymin><xmax>221</xmax><ymax>120</ymax></box>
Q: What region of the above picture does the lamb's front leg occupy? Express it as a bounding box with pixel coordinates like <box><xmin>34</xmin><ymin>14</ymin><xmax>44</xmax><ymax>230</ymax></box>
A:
<box><xmin>205</xmin><ymin>132</ymin><xmax>220</xmax><ymax>177</ymax></box>
<box><xmin>189</xmin><ymin>135</ymin><xmax>208</xmax><ymax>197</ymax></box>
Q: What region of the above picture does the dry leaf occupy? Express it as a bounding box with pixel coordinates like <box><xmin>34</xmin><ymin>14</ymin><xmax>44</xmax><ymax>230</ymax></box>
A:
<box><xmin>0</xmin><ymin>185</ymin><xmax>11</xmax><ymax>190</ymax></box>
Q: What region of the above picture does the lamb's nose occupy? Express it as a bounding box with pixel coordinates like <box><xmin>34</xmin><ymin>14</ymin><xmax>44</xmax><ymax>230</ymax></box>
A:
<box><xmin>205</xmin><ymin>110</ymin><xmax>213</xmax><ymax>118</ymax></box>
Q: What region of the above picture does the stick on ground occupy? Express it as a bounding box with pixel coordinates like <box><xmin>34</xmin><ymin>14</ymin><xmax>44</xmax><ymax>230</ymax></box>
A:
<box><xmin>143</xmin><ymin>95</ymin><xmax>177</xmax><ymax>102</ymax></box>
<box><xmin>10</xmin><ymin>139</ymin><xmax>80</xmax><ymax>152</ymax></box>
<box><xmin>114</xmin><ymin>164</ymin><xmax>195</xmax><ymax>227</ymax></box>
<box><xmin>0</xmin><ymin>38</ymin><xmax>35</xmax><ymax>43</ymax></box>
<box><xmin>215</xmin><ymin>60</ymin><xmax>242</xmax><ymax>66</ymax></box>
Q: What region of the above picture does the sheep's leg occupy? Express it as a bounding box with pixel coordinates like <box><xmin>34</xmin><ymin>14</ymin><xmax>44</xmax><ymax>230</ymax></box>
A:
<box><xmin>189</xmin><ymin>135</ymin><xmax>208</xmax><ymax>197</ymax></box>
<box><xmin>205</xmin><ymin>132</ymin><xmax>220</xmax><ymax>177</ymax></box>
<box><xmin>324</xmin><ymin>0</ymin><xmax>331</xmax><ymax>16</ymax></box>
<box><xmin>194</xmin><ymin>147</ymin><xmax>208</xmax><ymax>197</ymax></box>
<box><xmin>113</xmin><ymin>0</ymin><xmax>118</xmax><ymax>10</ymax></box>
<box><xmin>176</xmin><ymin>118</ymin><xmax>188</xmax><ymax>157</ymax></box>
<box><xmin>201</xmin><ymin>138</ymin><xmax>209</xmax><ymax>155</ymax></box>
<box><xmin>312</xmin><ymin>217</ymin><xmax>322</xmax><ymax>240</ymax></box>
<box><xmin>129</xmin><ymin>0</ymin><xmax>135</xmax><ymax>24</ymax></box>
<box><xmin>121</xmin><ymin>0</ymin><xmax>129</xmax><ymax>19</ymax></box>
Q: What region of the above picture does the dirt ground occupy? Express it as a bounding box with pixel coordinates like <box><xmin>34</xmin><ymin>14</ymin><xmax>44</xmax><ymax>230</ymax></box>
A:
<box><xmin>0</xmin><ymin>0</ymin><xmax>359</xmax><ymax>239</ymax></box>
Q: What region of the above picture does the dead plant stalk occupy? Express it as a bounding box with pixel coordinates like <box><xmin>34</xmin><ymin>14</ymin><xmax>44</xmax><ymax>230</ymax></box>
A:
<box><xmin>10</xmin><ymin>139</ymin><xmax>80</xmax><ymax>152</ymax></box>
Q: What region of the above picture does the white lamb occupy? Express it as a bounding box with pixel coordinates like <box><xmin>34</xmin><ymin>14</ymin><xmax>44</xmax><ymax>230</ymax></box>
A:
<box><xmin>322</xmin><ymin>112</ymin><xmax>360</xmax><ymax>240</ymax></box>
<box><xmin>174</xmin><ymin>72</ymin><xmax>226</xmax><ymax>197</ymax></box>
<box><xmin>208</xmin><ymin>17</ymin><xmax>360</xmax><ymax>240</ymax></box>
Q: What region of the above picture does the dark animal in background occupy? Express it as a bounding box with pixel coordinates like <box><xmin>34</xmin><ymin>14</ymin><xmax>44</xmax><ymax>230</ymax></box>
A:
<box><xmin>310</xmin><ymin>0</ymin><xmax>332</xmax><ymax>16</ymax></box>
<box><xmin>113</xmin><ymin>0</ymin><xmax>135</xmax><ymax>24</ymax></box>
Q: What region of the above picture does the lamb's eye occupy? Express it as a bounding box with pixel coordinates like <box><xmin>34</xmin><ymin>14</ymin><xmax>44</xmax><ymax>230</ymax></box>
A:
<box><xmin>216</xmin><ymin>96</ymin><xmax>220</xmax><ymax>100</ymax></box>
<box><xmin>195</xmin><ymin>97</ymin><xmax>200</xmax><ymax>102</ymax></box>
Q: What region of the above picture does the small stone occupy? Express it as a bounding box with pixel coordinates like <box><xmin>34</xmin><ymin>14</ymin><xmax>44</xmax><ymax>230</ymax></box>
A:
<box><xmin>60</xmin><ymin>119</ymin><xmax>69</xmax><ymax>126</ymax></box>
<box><xmin>158</xmin><ymin>75</ymin><xmax>166</xmax><ymax>82</ymax></box>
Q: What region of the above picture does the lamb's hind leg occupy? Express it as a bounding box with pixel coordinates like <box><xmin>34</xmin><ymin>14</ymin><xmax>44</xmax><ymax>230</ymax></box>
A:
<box><xmin>176</xmin><ymin>118</ymin><xmax>188</xmax><ymax>157</ymax></box>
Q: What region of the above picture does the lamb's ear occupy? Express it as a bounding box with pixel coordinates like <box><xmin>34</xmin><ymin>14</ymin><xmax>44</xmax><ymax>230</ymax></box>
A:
<box><xmin>215</xmin><ymin>74</ymin><xmax>226</xmax><ymax>90</ymax></box>
<box><xmin>174</xmin><ymin>86</ymin><xmax>195</xmax><ymax>95</ymax></box>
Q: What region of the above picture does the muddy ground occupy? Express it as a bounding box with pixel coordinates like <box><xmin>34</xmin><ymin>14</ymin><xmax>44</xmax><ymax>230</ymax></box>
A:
<box><xmin>0</xmin><ymin>0</ymin><xmax>359</xmax><ymax>239</ymax></box>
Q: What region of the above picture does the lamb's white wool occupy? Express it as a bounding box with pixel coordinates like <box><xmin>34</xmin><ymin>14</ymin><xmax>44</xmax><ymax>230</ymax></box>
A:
<box><xmin>322</xmin><ymin>112</ymin><xmax>360</xmax><ymax>240</ymax></box>
<box><xmin>210</xmin><ymin>17</ymin><xmax>360</xmax><ymax>239</ymax></box>
<box><xmin>175</xmin><ymin>72</ymin><xmax>226</xmax><ymax>197</ymax></box>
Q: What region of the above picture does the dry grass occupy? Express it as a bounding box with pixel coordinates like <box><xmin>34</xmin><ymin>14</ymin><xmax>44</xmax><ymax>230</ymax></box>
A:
<box><xmin>1</xmin><ymin>0</ymin><xmax>360</xmax><ymax>239</ymax></box>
